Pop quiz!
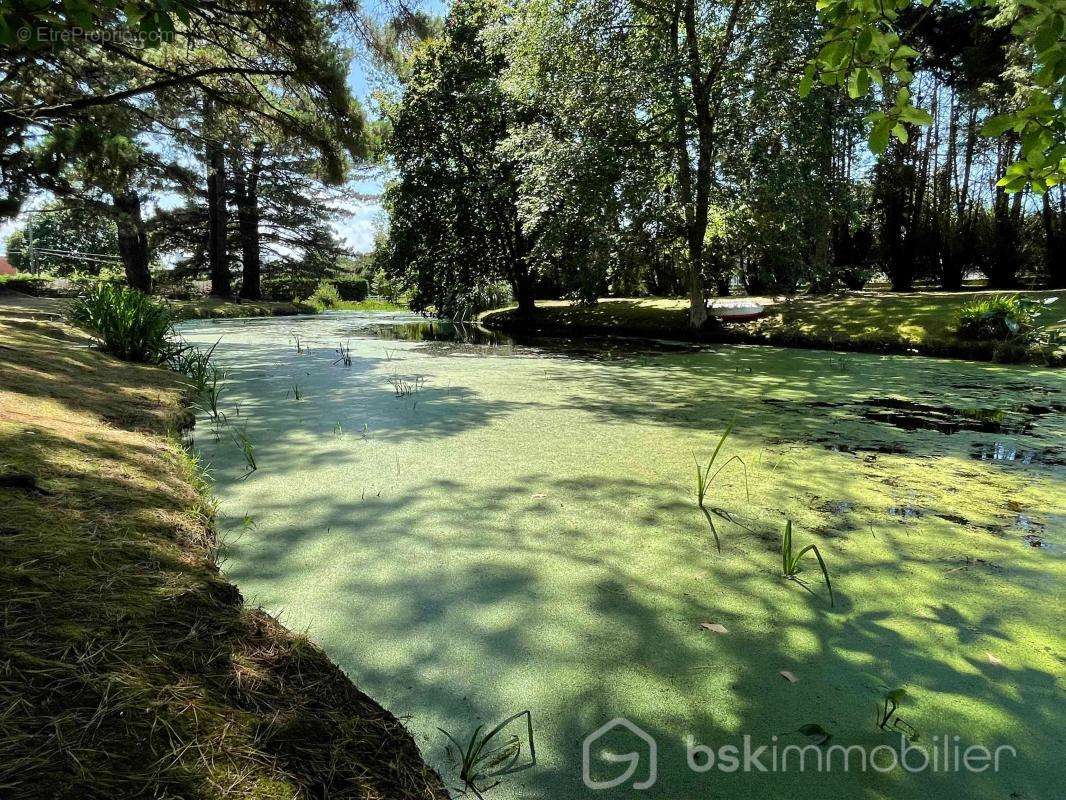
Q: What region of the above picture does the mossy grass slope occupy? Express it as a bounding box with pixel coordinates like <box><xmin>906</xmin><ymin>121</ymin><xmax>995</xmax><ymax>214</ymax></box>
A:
<box><xmin>0</xmin><ymin>312</ymin><xmax>446</xmax><ymax>799</ymax></box>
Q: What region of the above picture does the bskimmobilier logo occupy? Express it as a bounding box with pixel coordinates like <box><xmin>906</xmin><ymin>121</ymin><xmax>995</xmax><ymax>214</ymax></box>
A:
<box><xmin>580</xmin><ymin>717</ymin><xmax>1017</xmax><ymax>790</ymax></box>
<box><xmin>582</xmin><ymin>718</ymin><xmax>657</xmax><ymax>790</ymax></box>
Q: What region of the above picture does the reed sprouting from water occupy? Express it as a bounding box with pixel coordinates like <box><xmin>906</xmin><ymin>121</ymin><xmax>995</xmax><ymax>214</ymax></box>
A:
<box><xmin>695</xmin><ymin>423</ymin><xmax>749</xmax><ymax>553</ymax></box>
<box><xmin>387</xmin><ymin>374</ymin><xmax>425</xmax><ymax>397</ymax></box>
<box><xmin>439</xmin><ymin>710</ymin><xmax>536</xmax><ymax>799</ymax></box>
<box><xmin>781</xmin><ymin>519</ymin><xmax>834</xmax><ymax>607</ymax></box>
<box><xmin>333</xmin><ymin>341</ymin><xmax>353</xmax><ymax>367</ymax></box>
<box><xmin>230</xmin><ymin>426</ymin><xmax>257</xmax><ymax>478</ymax></box>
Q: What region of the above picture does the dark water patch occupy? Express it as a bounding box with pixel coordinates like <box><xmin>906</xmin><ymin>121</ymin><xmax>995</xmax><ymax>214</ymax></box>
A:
<box><xmin>857</xmin><ymin>398</ymin><xmax>1031</xmax><ymax>435</ymax></box>
<box><xmin>815</xmin><ymin>499</ymin><xmax>856</xmax><ymax>515</ymax></box>
<box><xmin>763</xmin><ymin>398</ymin><xmax>842</xmax><ymax>410</ymax></box>
<box><xmin>936</xmin><ymin>512</ymin><xmax>970</xmax><ymax>526</ymax></box>
<box><xmin>356</xmin><ymin>321</ymin><xmax>512</xmax><ymax>346</ymax></box>
<box><xmin>889</xmin><ymin>504</ymin><xmax>922</xmax><ymax>519</ymax></box>
<box><xmin>970</xmin><ymin>442</ymin><xmax>1066</xmax><ymax>467</ymax></box>
<box><xmin>812</xmin><ymin>437</ymin><xmax>909</xmax><ymax>456</ymax></box>
<box><xmin>1019</xmin><ymin>402</ymin><xmax>1066</xmax><ymax>416</ymax></box>
<box><xmin>1014</xmin><ymin>513</ymin><xmax>1044</xmax><ymax>533</ymax></box>
<box><xmin>1021</xmin><ymin>534</ymin><xmax>1061</xmax><ymax>554</ymax></box>
<box><xmin>350</xmin><ymin>318</ymin><xmax>714</xmax><ymax>361</ymax></box>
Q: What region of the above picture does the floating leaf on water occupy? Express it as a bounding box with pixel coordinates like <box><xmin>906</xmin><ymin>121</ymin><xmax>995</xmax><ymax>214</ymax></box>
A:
<box><xmin>796</xmin><ymin>723</ymin><xmax>832</xmax><ymax>745</ymax></box>
<box><xmin>699</xmin><ymin>622</ymin><xmax>729</xmax><ymax>635</ymax></box>
<box><xmin>779</xmin><ymin>670</ymin><xmax>798</xmax><ymax>684</ymax></box>
<box><xmin>986</xmin><ymin>652</ymin><xmax>1003</xmax><ymax>666</ymax></box>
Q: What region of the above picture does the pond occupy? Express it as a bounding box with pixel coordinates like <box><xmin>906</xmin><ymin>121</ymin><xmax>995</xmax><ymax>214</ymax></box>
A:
<box><xmin>180</xmin><ymin>311</ymin><xmax>1064</xmax><ymax>800</ymax></box>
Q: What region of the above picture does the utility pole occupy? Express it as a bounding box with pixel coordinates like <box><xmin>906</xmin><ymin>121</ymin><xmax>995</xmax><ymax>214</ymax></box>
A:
<box><xmin>26</xmin><ymin>213</ymin><xmax>36</xmax><ymax>274</ymax></box>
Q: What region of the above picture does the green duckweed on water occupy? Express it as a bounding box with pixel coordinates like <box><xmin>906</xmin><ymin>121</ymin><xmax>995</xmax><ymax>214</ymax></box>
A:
<box><xmin>180</xmin><ymin>311</ymin><xmax>1064</xmax><ymax>800</ymax></box>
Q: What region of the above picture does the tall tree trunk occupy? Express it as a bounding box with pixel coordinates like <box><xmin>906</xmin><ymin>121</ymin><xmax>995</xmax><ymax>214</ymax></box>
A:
<box><xmin>671</xmin><ymin>0</ymin><xmax>743</xmax><ymax>327</ymax></box>
<box><xmin>509</xmin><ymin>214</ymin><xmax>536</xmax><ymax>316</ymax></box>
<box><xmin>204</xmin><ymin>96</ymin><xmax>230</xmax><ymax>298</ymax></box>
<box><xmin>112</xmin><ymin>190</ymin><xmax>151</xmax><ymax>292</ymax></box>
<box><xmin>669</xmin><ymin>0</ymin><xmax>705</xmax><ymax>328</ymax></box>
<box><xmin>1040</xmin><ymin>192</ymin><xmax>1064</xmax><ymax>287</ymax></box>
<box><xmin>233</xmin><ymin>142</ymin><xmax>264</xmax><ymax>300</ymax></box>
<box><xmin>940</xmin><ymin>94</ymin><xmax>962</xmax><ymax>290</ymax></box>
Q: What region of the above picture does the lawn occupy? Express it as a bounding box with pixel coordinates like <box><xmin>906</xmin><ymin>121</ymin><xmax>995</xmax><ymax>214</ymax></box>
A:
<box><xmin>482</xmin><ymin>289</ymin><xmax>1064</xmax><ymax>362</ymax></box>
<box><xmin>0</xmin><ymin>310</ymin><xmax>445</xmax><ymax>799</ymax></box>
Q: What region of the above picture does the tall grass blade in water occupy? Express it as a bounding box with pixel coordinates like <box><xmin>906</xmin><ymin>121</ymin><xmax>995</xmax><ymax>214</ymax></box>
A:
<box><xmin>781</xmin><ymin>520</ymin><xmax>834</xmax><ymax>607</ymax></box>
<box><xmin>695</xmin><ymin>423</ymin><xmax>749</xmax><ymax>553</ymax></box>
<box><xmin>195</xmin><ymin>365</ymin><xmax>227</xmax><ymax>422</ymax></box>
<box><xmin>439</xmin><ymin>710</ymin><xmax>536</xmax><ymax>799</ymax></box>
<box><xmin>230</xmin><ymin>426</ymin><xmax>257</xmax><ymax>478</ymax></box>
<box><xmin>170</xmin><ymin>339</ymin><xmax>221</xmax><ymax>395</ymax></box>
<box><xmin>69</xmin><ymin>284</ymin><xmax>175</xmax><ymax>363</ymax></box>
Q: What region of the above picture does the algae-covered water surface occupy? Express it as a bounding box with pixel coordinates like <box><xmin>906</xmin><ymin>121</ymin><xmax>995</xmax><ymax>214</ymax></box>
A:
<box><xmin>181</xmin><ymin>311</ymin><xmax>1064</xmax><ymax>800</ymax></box>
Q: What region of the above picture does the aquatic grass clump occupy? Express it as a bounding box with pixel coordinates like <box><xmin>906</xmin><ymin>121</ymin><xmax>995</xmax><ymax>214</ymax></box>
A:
<box><xmin>334</xmin><ymin>340</ymin><xmax>353</xmax><ymax>367</ymax></box>
<box><xmin>169</xmin><ymin>339</ymin><xmax>220</xmax><ymax>393</ymax></box>
<box><xmin>781</xmin><ymin>520</ymin><xmax>834</xmax><ymax>607</ymax></box>
<box><xmin>387</xmin><ymin>374</ymin><xmax>425</xmax><ymax>397</ymax></box>
<box><xmin>439</xmin><ymin>710</ymin><xmax>536</xmax><ymax>799</ymax></box>
<box><xmin>194</xmin><ymin>364</ymin><xmax>227</xmax><ymax>422</ymax></box>
<box><xmin>695</xmin><ymin>423</ymin><xmax>749</xmax><ymax>553</ymax></box>
<box><xmin>230</xmin><ymin>426</ymin><xmax>257</xmax><ymax>478</ymax></box>
<box><xmin>69</xmin><ymin>283</ymin><xmax>176</xmax><ymax>363</ymax></box>
<box><xmin>863</xmin><ymin>674</ymin><xmax>918</xmax><ymax>740</ymax></box>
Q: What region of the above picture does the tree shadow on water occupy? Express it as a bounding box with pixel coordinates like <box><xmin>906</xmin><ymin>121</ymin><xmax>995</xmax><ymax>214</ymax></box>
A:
<box><xmin>219</xmin><ymin>468</ymin><xmax>1062</xmax><ymax>800</ymax></box>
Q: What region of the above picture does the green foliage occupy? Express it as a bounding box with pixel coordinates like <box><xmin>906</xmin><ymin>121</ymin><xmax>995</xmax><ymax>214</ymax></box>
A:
<box><xmin>378</xmin><ymin>0</ymin><xmax>536</xmax><ymax>318</ymax></box>
<box><xmin>4</xmin><ymin>204</ymin><xmax>119</xmax><ymax>276</ymax></box>
<box><xmin>370</xmin><ymin>267</ymin><xmax>406</xmax><ymax>303</ymax></box>
<box><xmin>812</xmin><ymin>0</ymin><xmax>1064</xmax><ymax>192</ymax></box>
<box><xmin>306</xmin><ymin>281</ymin><xmax>342</xmax><ymax>311</ymax></box>
<box><xmin>0</xmin><ymin>1</ymin><xmax>188</xmax><ymax>49</ymax></box>
<box><xmin>955</xmin><ymin>294</ymin><xmax>1058</xmax><ymax>343</ymax></box>
<box><xmin>439</xmin><ymin>710</ymin><xmax>536</xmax><ymax>799</ymax></box>
<box><xmin>169</xmin><ymin>339</ymin><xmax>220</xmax><ymax>397</ymax></box>
<box><xmin>0</xmin><ymin>274</ymin><xmax>51</xmax><ymax>295</ymax></box>
<box><xmin>781</xmin><ymin>520</ymin><xmax>834</xmax><ymax>607</ymax></box>
<box><xmin>68</xmin><ymin>283</ymin><xmax>175</xmax><ymax>363</ymax></box>
<box><xmin>333</xmin><ymin>276</ymin><xmax>369</xmax><ymax>301</ymax></box>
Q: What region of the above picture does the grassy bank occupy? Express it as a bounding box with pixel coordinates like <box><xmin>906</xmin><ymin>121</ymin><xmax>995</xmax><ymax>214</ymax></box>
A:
<box><xmin>171</xmin><ymin>297</ymin><xmax>317</xmax><ymax>320</ymax></box>
<box><xmin>334</xmin><ymin>299</ymin><xmax>408</xmax><ymax>312</ymax></box>
<box><xmin>482</xmin><ymin>289</ymin><xmax>1064</xmax><ymax>363</ymax></box>
<box><xmin>0</xmin><ymin>311</ymin><xmax>446</xmax><ymax>798</ymax></box>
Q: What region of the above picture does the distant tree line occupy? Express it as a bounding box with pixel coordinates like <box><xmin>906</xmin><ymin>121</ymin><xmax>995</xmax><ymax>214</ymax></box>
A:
<box><xmin>1</xmin><ymin>0</ymin><xmax>375</xmax><ymax>299</ymax></box>
<box><xmin>373</xmin><ymin>0</ymin><xmax>1064</xmax><ymax>323</ymax></box>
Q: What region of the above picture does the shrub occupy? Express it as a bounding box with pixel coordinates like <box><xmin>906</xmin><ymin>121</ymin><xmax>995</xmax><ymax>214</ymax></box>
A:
<box><xmin>262</xmin><ymin>272</ymin><xmax>321</xmax><ymax>302</ymax></box>
<box><xmin>333</xmin><ymin>275</ymin><xmax>369</xmax><ymax>301</ymax></box>
<box><xmin>371</xmin><ymin>267</ymin><xmax>405</xmax><ymax>303</ymax></box>
<box><xmin>465</xmin><ymin>280</ymin><xmax>513</xmax><ymax>314</ymax></box>
<box><xmin>956</xmin><ymin>295</ymin><xmax>1039</xmax><ymax>341</ymax></box>
<box><xmin>0</xmin><ymin>274</ymin><xmax>51</xmax><ymax>295</ymax></box>
<box><xmin>69</xmin><ymin>283</ymin><xmax>176</xmax><ymax>363</ymax></box>
<box><xmin>305</xmin><ymin>281</ymin><xmax>341</xmax><ymax>310</ymax></box>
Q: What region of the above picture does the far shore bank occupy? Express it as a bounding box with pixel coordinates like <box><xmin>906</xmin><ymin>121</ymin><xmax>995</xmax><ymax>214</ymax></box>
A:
<box><xmin>481</xmin><ymin>290</ymin><xmax>1064</xmax><ymax>365</ymax></box>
